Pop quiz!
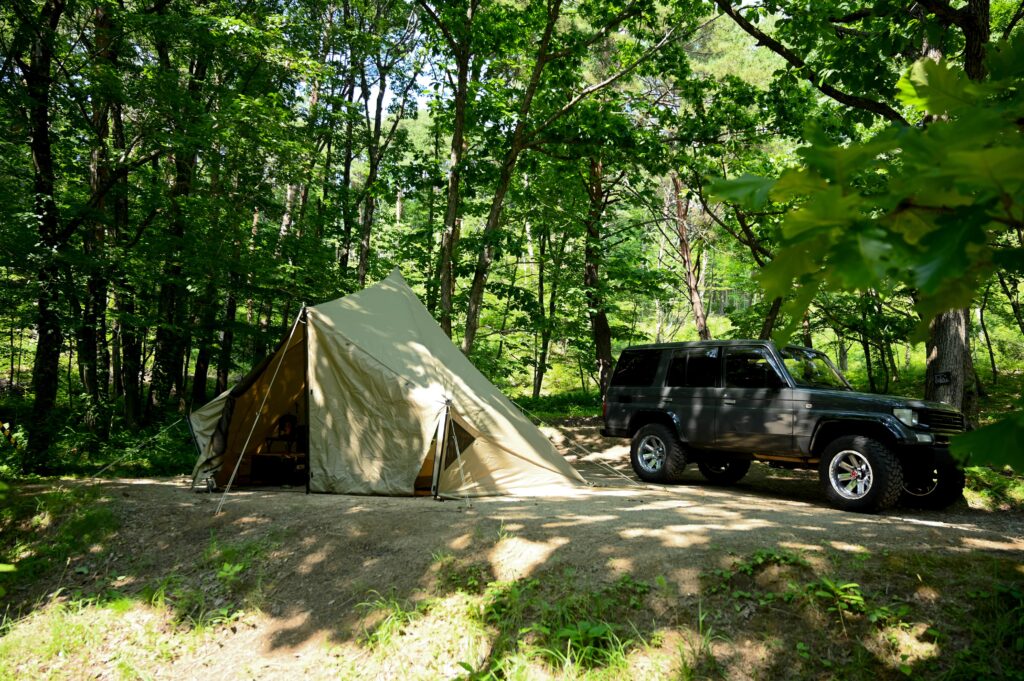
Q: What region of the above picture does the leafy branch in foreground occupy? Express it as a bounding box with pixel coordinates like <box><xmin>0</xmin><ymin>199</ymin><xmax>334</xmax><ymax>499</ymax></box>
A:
<box><xmin>711</xmin><ymin>38</ymin><xmax>1024</xmax><ymax>469</ymax></box>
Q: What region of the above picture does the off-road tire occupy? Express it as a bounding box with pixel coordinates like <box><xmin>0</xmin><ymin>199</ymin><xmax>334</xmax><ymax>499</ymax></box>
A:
<box><xmin>630</xmin><ymin>423</ymin><xmax>687</xmax><ymax>483</ymax></box>
<box><xmin>819</xmin><ymin>435</ymin><xmax>903</xmax><ymax>513</ymax></box>
<box><xmin>899</xmin><ymin>451</ymin><xmax>966</xmax><ymax>509</ymax></box>
<box><xmin>697</xmin><ymin>458</ymin><xmax>751</xmax><ymax>485</ymax></box>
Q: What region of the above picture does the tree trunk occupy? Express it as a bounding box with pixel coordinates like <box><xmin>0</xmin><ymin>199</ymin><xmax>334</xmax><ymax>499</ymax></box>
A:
<box><xmin>997</xmin><ymin>273</ymin><xmax>1024</xmax><ymax>334</ymax></box>
<box><xmin>670</xmin><ymin>174</ymin><xmax>710</xmax><ymax>340</ymax></box>
<box><xmin>437</xmin><ymin>47</ymin><xmax>471</xmax><ymax>336</ymax></box>
<box><xmin>979</xmin><ymin>286</ymin><xmax>997</xmax><ymax>385</ymax></box>
<box><xmin>924</xmin><ymin>309</ymin><xmax>967</xmax><ymax>409</ymax></box>
<box><xmin>860</xmin><ymin>333</ymin><xmax>876</xmax><ymax>393</ymax></box>
<box><xmin>215</xmin><ymin>279</ymin><xmax>238</xmax><ymax>395</ymax></box>
<box><xmin>582</xmin><ymin>158</ymin><xmax>614</xmax><ymax>397</ymax></box>
<box><xmin>117</xmin><ymin>289</ymin><xmax>142</xmax><ymax>428</ymax></box>
<box><xmin>759</xmin><ymin>297</ymin><xmax>783</xmax><ymax>340</ymax></box>
<box><xmin>24</xmin><ymin>0</ymin><xmax>68</xmax><ymax>468</ymax></box>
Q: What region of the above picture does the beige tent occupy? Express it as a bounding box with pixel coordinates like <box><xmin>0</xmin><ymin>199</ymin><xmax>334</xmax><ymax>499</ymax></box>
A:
<box><xmin>189</xmin><ymin>269</ymin><xmax>585</xmax><ymax>498</ymax></box>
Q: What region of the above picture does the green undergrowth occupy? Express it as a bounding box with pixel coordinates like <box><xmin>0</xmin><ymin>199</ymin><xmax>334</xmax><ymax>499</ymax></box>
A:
<box><xmin>511</xmin><ymin>390</ymin><xmax>602</xmax><ymax>422</ymax></box>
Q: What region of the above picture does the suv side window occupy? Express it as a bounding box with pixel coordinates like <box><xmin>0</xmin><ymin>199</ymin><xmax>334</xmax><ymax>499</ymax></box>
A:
<box><xmin>725</xmin><ymin>347</ymin><xmax>785</xmax><ymax>389</ymax></box>
<box><xmin>611</xmin><ymin>349</ymin><xmax>662</xmax><ymax>387</ymax></box>
<box><xmin>666</xmin><ymin>348</ymin><xmax>720</xmax><ymax>387</ymax></box>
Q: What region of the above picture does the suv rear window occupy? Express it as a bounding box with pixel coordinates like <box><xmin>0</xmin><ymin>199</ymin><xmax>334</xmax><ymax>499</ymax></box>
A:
<box><xmin>666</xmin><ymin>347</ymin><xmax>720</xmax><ymax>387</ymax></box>
<box><xmin>611</xmin><ymin>349</ymin><xmax>662</xmax><ymax>387</ymax></box>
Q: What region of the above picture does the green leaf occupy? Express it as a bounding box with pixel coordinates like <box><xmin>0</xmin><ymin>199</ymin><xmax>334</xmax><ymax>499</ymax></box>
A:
<box><xmin>708</xmin><ymin>174</ymin><xmax>776</xmax><ymax>210</ymax></box>
<box><xmin>770</xmin><ymin>168</ymin><xmax>828</xmax><ymax>201</ymax></box>
<box><xmin>897</xmin><ymin>59</ymin><xmax>976</xmax><ymax>116</ymax></box>
<box><xmin>950</xmin><ymin>406</ymin><xmax>1024</xmax><ymax>470</ymax></box>
<box><xmin>781</xmin><ymin>188</ymin><xmax>861</xmax><ymax>239</ymax></box>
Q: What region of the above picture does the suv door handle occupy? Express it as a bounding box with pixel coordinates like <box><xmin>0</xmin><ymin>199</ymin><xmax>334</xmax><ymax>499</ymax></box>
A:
<box><xmin>723</xmin><ymin>399</ymin><xmax>736</xmax><ymax>405</ymax></box>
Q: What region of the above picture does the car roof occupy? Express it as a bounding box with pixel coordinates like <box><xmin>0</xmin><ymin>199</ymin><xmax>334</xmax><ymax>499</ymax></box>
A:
<box><xmin>619</xmin><ymin>340</ymin><xmax>817</xmax><ymax>353</ymax></box>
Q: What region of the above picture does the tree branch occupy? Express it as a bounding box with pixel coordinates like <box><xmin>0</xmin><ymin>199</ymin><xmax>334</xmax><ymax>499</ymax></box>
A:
<box><xmin>713</xmin><ymin>0</ymin><xmax>908</xmax><ymax>125</ymax></box>
<box><xmin>529</xmin><ymin>24</ymin><xmax>679</xmax><ymax>142</ymax></box>
<box><xmin>1003</xmin><ymin>0</ymin><xmax>1024</xmax><ymax>40</ymax></box>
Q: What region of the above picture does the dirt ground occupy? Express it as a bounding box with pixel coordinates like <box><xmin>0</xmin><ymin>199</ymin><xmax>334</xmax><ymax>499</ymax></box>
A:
<box><xmin>14</xmin><ymin>421</ymin><xmax>1024</xmax><ymax>679</ymax></box>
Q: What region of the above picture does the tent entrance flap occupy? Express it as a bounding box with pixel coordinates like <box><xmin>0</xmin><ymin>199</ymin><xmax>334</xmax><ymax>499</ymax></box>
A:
<box><xmin>211</xmin><ymin>316</ymin><xmax>309</xmax><ymax>492</ymax></box>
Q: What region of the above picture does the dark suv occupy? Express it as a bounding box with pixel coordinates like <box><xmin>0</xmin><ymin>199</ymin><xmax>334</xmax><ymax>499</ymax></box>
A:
<box><xmin>601</xmin><ymin>340</ymin><xmax>966</xmax><ymax>513</ymax></box>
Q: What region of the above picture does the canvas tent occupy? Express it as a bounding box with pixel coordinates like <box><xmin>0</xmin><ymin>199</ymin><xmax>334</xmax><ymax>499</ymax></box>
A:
<box><xmin>189</xmin><ymin>269</ymin><xmax>585</xmax><ymax>498</ymax></box>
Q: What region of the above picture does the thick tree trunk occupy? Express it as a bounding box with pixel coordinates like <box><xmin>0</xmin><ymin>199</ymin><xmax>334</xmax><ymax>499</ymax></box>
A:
<box><xmin>925</xmin><ymin>309</ymin><xmax>968</xmax><ymax>408</ymax></box>
<box><xmin>25</xmin><ymin>0</ymin><xmax>68</xmax><ymax>468</ymax></box>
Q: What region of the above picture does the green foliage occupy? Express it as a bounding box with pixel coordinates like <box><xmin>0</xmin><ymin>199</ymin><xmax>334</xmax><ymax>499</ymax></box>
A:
<box><xmin>712</xmin><ymin>39</ymin><xmax>1024</xmax><ymax>468</ymax></box>
<box><xmin>963</xmin><ymin>464</ymin><xmax>1024</xmax><ymax>510</ymax></box>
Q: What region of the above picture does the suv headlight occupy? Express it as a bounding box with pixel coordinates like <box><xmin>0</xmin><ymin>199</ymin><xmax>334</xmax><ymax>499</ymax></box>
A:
<box><xmin>893</xmin><ymin>408</ymin><xmax>918</xmax><ymax>427</ymax></box>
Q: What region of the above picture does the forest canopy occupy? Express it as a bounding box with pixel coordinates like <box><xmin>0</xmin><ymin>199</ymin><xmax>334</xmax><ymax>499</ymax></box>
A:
<box><xmin>1</xmin><ymin>0</ymin><xmax>1022</xmax><ymax>472</ymax></box>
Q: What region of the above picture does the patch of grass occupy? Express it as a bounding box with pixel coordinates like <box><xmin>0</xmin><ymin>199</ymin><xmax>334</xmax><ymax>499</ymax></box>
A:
<box><xmin>435</xmin><ymin>554</ymin><xmax>494</xmax><ymax>595</ymax></box>
<box><xmin>357</xmin><ymin>589</ymin><xmax>428</xmax><ymax>650</ymax></box>
<box><xmin>0</xmin><ymin>595</ymin><xmax>192</xmax><ymax>678</ymax></box>
<box><xmin>964</xmin><ymin>465</ymin><xmax>1024</xmax><ymax>510</ymax></box>
<box><xmin>0</xmin><ymin>483</ymin><xmax>118</xmax><ymax>597</ymax></box>
<box><xmin>478</xmin><ymin>570</ymin><xmax>654</xmax><ymax>672</ymax></box>
<box><xmin>140</xmin><ymin>532</ymin><xmax>273</xmax><ymax>630</ymax></box>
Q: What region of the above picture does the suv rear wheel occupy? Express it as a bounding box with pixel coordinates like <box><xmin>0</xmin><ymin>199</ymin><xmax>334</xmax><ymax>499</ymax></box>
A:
<box><xmin>697</xmin><ymin>459</ymin><xmax>751</xmax><ymax>485</ymax></box>
<box><xmin>630</xmin><ymin>424</ymin><xmax>687</xmax><ymax>483</ymax></box>
<box><xmin>900</xmin><ymin>452</ymin><xmax>965</xmax><ymax>509</ymax></box>
<box><xmin>819</xmin><ymin>436</ymin><xmax>903</xmax><ymax>513</ymax></box>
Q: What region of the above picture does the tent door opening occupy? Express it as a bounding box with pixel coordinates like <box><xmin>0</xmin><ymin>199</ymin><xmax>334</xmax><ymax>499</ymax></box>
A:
<box><xmin>211</xmin><ymin>317</ymin><xmax>310</xmax><ymax>490</ymax></box>
<box><xmin>414</xmin><ymin>408</ymin><xmax>477</xmax><ymax>497</ymax></box>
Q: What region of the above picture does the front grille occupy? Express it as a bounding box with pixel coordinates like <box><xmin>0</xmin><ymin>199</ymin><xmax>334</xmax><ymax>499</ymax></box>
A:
<box><xmin>919</xmin><ymin>409</ymin><xmax>965</xmax><ymax>433</ymax></box>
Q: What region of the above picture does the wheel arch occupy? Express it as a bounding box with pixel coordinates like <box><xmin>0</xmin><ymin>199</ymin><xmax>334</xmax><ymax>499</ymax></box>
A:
<box><xmin>627</xmin><ymin>410</ymin><xmax>687</xmax><ymax>443</ymax></box>
<box><xmin>810</xmin><ymin>418</ymin><xmax>901</xmax><ymax>456</ymax></box>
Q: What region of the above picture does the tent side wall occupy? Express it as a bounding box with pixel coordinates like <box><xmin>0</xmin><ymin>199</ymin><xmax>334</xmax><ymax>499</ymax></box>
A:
<box><xmin>306</xmin><ymin>314</ymin><xmax>441</xmax><ymax>495</ymax></box>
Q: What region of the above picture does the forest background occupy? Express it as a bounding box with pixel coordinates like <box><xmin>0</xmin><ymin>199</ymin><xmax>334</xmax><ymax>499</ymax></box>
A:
<box><xmin>1</xmin><ymin>0</ymin><xmax>1023</xmax><ymax>476</ymax></box>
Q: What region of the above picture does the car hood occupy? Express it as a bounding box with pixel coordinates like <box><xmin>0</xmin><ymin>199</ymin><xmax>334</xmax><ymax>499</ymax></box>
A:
<box><xmin>792</xmin><ymin>387</ymin><xmax>962</xmax><ymax>414</ymax></box>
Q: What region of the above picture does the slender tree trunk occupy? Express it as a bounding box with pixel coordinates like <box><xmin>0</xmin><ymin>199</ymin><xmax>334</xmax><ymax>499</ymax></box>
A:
<box><xmin>438</xmin><ymin>48</ymin><xmax>471</xmax><ymax>336</ymax></box>
<box><xmin>215</xmin><ymin>279</ymin><xmax>238</xmax><ymax>395</ymax></box>
<box><xmin>861</xmin><ymin>334</ymin><xmax>876</xmax><ymax>393</ymax></box>
<box><xmin>582</xmin><ymin>158</ymin><xmax>614</xmax><ymax>397</ymax></box>
<box><xmin>117</xmin><ymin>289</ymin><xmax>142</xmax><ymax>428</ymax></box>
<box><xmin>997</xmin><ymin>273</ymin><xmax>1024</xmax><ymax>334</ymax></box>
<box><xmin>979</xmin><ymin>286</ymin><xmax>997</xmax><ymax>384</ymax></box>
<box><xmin>670</xmin><ymin>174</ymin><xmax>710</xmax><ymax>340</ymax></box>
<box><xmin>759</xmin><ymin>297</ymin><xmax>783</xmax><ymax>340</ymax></box>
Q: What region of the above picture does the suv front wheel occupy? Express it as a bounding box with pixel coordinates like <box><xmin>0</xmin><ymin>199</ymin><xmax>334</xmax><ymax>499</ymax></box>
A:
<box><xmin>630</xmin><ymin>424</ymin><xmax>687</xmax><ymax>483</ymax></box>
<box><xmin>819</xmin><ymin>436</ymin><xmax>903</xmax><ymax>513</ymax></box>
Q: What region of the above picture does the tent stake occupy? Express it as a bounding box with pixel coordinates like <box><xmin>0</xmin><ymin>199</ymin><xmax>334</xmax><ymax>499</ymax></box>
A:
<box><xmin>216</xmin><ymin>309</ymin><xmax>304</xmax><ymax>515</ymax></box>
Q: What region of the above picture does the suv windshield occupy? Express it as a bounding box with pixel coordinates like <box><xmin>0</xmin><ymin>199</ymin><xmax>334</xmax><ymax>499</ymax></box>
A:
<box><xmin>779</xmin><ymin>347</ymin><xmax>850</xmax><ymax>390</ymax></box>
